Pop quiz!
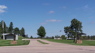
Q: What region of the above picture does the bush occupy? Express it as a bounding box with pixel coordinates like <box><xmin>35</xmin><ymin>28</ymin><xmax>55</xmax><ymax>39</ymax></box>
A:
<box><xmin>61</xmin><ymin>35</ymin><xmax>66</xmax><ymax>39</ymax></box>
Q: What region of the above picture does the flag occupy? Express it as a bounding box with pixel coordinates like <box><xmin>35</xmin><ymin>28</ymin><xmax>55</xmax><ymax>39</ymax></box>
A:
<box><xmin>2</xmin><ymin>20</ymin><xmax>4</xmax><ymax>28</ymax></box>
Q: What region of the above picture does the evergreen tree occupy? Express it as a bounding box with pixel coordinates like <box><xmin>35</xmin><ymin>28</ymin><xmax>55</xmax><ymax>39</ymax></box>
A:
<box><xmin>0</xmin><ymin>22</ymin><xmax>3</xmax><ymax>34</ymax></box>
<box><xmin>37</xmin><ymin>26</ymin><xmax>46</xmax><ymax>38</ymax></box>
<box><xmin>14</xmin><ymin>27</ymin><xmax>20</xmax><ymax>35</ymax></box>
<box><xmin>20</xmin><ymin>27</ymin><xmax>25</xmax><ymax>36</ymax></box>
<box><xmin>8</xmin><ymin>22</ymin><xmax>13</xmax><ymax>33</ymax></box>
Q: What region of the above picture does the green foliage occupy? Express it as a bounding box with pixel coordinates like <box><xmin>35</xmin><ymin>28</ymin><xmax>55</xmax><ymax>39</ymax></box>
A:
<box><xmin>0</xmin><ymin>22</ymin><xmax>3</xmax><ymax>33</ymax></box>
<box><xmin>0</xmin><ymin>35</ymin><xmax>2</xmax><ymax>39</ymax></box>
<box><xmin>64</xmin><ymin>18</ymin><xmax>83</xmax><ymax>43</ymax></box>
<box><xmin>30</xmin><ymin>36</ymin><xmax>33</xmax><ymax>38</ymax></box>
<box><xmin>18</xmin><ymin>36</ymin><xmax>26</xmax><ymax>40</ymax></box>
<box><xmin>37</xmin><ymin>40</ymin><xmax>48</xmax><ymax>44</ymax></box>
<box><xmin>0</xmin><ymin>20</ymin><xmax>25</xmax><ymax>37</ymax></box>
<box><xmin>14</xmin><ymin>27</ymin><xmax>20</xmax><ymax>35</ymax></box>
<box><xmin>55</xmin><ymin>35</ymin><xmax>60</xmax><ymax>38</ymax></box>
<box><xmin>37</xmin><ymin>26</ymin><xmax>46</xmax><ymax>38</ymax></box>
<box><xmin>64</xmin><ymin>26</ymin><xmax>71</xmax><ymax>38</ymax></box>
<box><xmin>81</xmin><ymin>36</ymin><xmax>88</xmax><ymax>40</ymax></box>
<box><xmin>8</xmin><ymin>22</ymin><xmax>13</xmax><ymax>33</ymax></box>
<box><xmin>20</xmin><ymin>27</ymin><xmax>25</xmax><ymax>35</ymax></box>
<box><xmin>70</xmin><ymin>19</ymin><xmax>82</xmax><ymax>40</ymax></box>
<box><xmin>61</xmin><ymin>35</ymin><xmax>66</xmax><ymax>39</ymax></box>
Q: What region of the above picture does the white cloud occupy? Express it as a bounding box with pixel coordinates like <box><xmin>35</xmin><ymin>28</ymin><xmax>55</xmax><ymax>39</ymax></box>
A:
<box><xmin>49</xmin><ymin>11</ymin><xmax>55</xmax><ymax>14</ymax></box>
<box><xmin>46</xmin><ymin>19</ymin><xmax>62</xmax><ymax>22</ymax></box>
<box><xmin>62</xmin><ymin>6</ymin><xmax>66</xmax><ymax>9</ymax></box>
<box><xmin>40</xmin><ymin>19</ymin><xmax>62</xmax><ymax>25</ymax></box>
<box><xmin>0</xmin><ymin>5</ymin><xmax>7</xmax><ymax>13</ymax></box>
<box><xmin>83</xmin><ymin>5</ymin><xmax>90</xmax><ymax>10</ymax></box>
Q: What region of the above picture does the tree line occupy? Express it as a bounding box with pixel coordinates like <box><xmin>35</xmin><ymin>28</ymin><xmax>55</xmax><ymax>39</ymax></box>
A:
<box><xmin>35</xmin><ymin>18</ymin><xmax>95</xmax><ymax>43</ymax></box>
<box><xmin>0</xmin><ymin>20</ymin><xmax>26</xmax><ymax>37</ymax></box>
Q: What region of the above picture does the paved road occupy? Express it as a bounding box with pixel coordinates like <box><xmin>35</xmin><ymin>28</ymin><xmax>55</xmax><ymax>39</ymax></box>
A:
<box><xmin>0</xmin><ymin>39</ymin><xmax>95</xmax><ymax>53</ymax></box>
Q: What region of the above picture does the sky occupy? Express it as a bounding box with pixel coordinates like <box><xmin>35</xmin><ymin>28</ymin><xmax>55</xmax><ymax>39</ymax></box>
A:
<box><xmin>0</xmin><ymin>0</ymin><xmax>95</xmax><ymax>37</ymax></box>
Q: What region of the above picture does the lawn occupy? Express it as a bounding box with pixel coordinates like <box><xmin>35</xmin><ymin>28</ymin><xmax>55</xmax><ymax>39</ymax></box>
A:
<box><xmin>45</xmin><ymin>39</ymin><xmax>95</xmax><ymax>46</ymax></box>
<box><xmin>0</xmin><ymin>40</ymin><xmax>30</xmax><ymax>46</ymax></box>
<box><xmin>37</xmin><ymin>40</ymin><xmax>48</xmax><ymax>44</ymax></box>
<box><xmin>18</xmin><ymin>36</ymin><xmax>29</xmax><ymax>40</ymax></box>
<box><xmin>0</xmin><ymin>36</ymin><xmax>30</xmax><ymax>46</ymax></box>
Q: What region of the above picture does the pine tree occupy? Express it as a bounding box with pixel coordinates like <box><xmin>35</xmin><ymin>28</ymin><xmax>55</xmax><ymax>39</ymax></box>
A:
<box><xmin>20</xmin><ymin>27</ymin><xmax>25</xmax><ymax>36</ymax></box>
<box><xmin>8</xmin><ymin>22</ymin><xmax>13</xmax><ymax>33</ymax></box>
<box><xmin>14</xmin><ymin>27</ymin><xmax>20</xmax><ymax>35</ymax></box>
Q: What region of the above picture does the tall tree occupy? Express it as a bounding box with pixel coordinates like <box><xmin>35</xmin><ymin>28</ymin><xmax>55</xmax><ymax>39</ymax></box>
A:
<box><xmin>70</xmin><ymin>19</ymin><xmax>82</xmax><ymax>41</ymax></box>
<box><xmin>8</xmin><ymin>22</ymin><xmax>13</xmax><ymax>33</ymax></box>
<box><xmin>64</xmin><ymin>18</ymin><xmax>83</xmax><ymax>43</ymax></box>
<box><xmin>14</xmin><ymin>27</ymin><xmax>20</xmax><ymax>35</ymax></box>
<box><xmin>0</xmin><ymin>22</ymin><xmax>3</xmax><ymax>34</ymax></box>
<box><xmin>20</xmin><ymin>27</ymin><xmax>25</xmax><ymax>36</ymax></box>
<box><xmin>37</xmin><ymin>26</ymin><xmax>46</xmax><ymax>38</ymax></box>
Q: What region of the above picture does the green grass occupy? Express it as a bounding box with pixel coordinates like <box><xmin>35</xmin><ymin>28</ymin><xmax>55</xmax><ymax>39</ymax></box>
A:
<box><xmin>45</xmin><ymin>39</ymin><xmax>95</xmax><ymax>46</ymax></box>
<box><xmin>18</xmin><ymin>36</ymin><xmax>28</xmax><ymax>40</ymax></box>
<box><xmin>0</xmin><ymin>40</ymin><xmax>30</xmax><ymax>46</ymax></box>
<box><xmin>37</xmin><ymin>40</ymin><xmax>48</xmax><ymax>44</ymax></box>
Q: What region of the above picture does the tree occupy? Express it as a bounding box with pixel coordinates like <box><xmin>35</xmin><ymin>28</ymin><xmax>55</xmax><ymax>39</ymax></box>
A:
<box><xmin>61</xmin><ymin>35</ymin><xmax>66</xmax><ymax>39</ymax></box>
<box><xmin>70</xmin><ymin>18</ymin><xmax>82</xmax><ymax>42</ymax></box>
<box><xmin>30</xmin><ymin>36</ymin><xmax>33</xmax><ymax>39</ymax></box>
<box><xmin>37</xmin><ymin>26</ymin><xmax>46</xmax><ymax>38</ymax></box>
<box><xmin>0</xmin><ymin>22</ymin><xmax>3</xmax><ymax>34</ymax></box>
<box><xmin>20</xmin><ymin>27</ymin><xmax>25</xmax><ymax>36</ymax></box>
<box><xmin>64</xmin><ymin>18</ymin><xmax>83</xmax><ymax>43</ymax></box>
<box><xmin>8</xmin><ymin>22</ymin><xmax>13</xmax><ymax>33</ymax></box>
<box><xmin>14</xmin><ymin>27</ymin><xmax>20</xmax><ymax>35</ymax></box>
<box><xmin>64</xmin><ymin>26</ymin><xmax>71</xmax><ymax>38</ymax></box>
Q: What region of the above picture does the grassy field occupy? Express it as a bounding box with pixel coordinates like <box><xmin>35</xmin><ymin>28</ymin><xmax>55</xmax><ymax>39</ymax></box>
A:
<box><xmin>0</xmin><ymin>36</ymin><xmax>30</xmax><ymax>46</ymax></box>
<box><xmin>37</xmin><ymin>40</ymin><xmax>48</xmax><ymax>44</ymax></box>
<box><xmin>0</xmin><ymin>40</ymin><xmax>30</xmax><ymax>46</ymax></box>
<box><xmin>18</xmin><ymin>36</ymin><xmax>29</xmax><ymax>40</ymax></box>
<box><xmin>45</xmin><ymin>39</ymin><xmax>95</xmax><ymax>46</ymax></box>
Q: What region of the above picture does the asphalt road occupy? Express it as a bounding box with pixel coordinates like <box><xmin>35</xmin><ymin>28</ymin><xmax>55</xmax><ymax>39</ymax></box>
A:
<box><xmin>0</xmin><ymin>39</ymin><xmax>95</xmax><ymax>53</ymax></box>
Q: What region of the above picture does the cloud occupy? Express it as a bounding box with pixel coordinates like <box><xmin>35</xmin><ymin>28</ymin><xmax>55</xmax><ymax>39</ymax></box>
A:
<box><xmin>49</xmin><ymin>11</ymin><xmax>55</xmax><ymax>14</ymax></box>
<box><xmin>62</xmin><ymin>6</ymin><xmax>66</xmax><ymax>9</ymax></box>
<box><xmin>84</xmin><ymin>5</ymin><xmax>88</xmax><ymax>8</ymax></box>
<box><xmin>40</xmin><ymin>19</ymin><xmax>62</xmax><ymax>25</ymax></box>
<box><xmin>0</xmin><ymin>5</ymin><xmax>7</xmax><ymax>13</ymax></box>
<box><xmin>46</xmin><ymin>19</ymin><xmax>62</xmax><ymax>22</ymax></box>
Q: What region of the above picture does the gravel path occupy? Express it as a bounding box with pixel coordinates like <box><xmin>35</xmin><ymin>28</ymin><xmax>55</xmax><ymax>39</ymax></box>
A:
<box><xmin>0</xmin><ymin>39</ymin><xmax>95</xmax><ymax>53</ymax></box>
